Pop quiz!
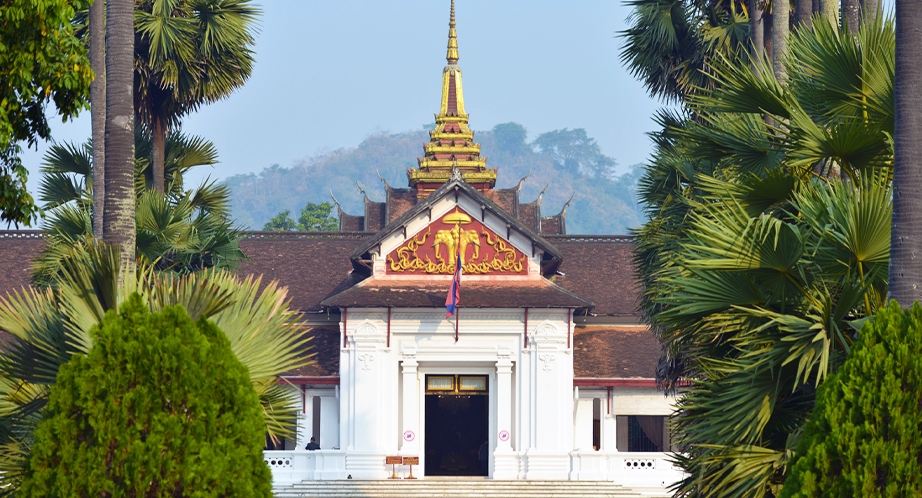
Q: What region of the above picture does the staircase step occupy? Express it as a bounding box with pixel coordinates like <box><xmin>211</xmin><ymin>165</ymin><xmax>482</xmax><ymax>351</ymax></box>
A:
<box><xmin>273</xmin><ymin>480</ymin><xmax>670</xmax><ymax>498</ymax></box>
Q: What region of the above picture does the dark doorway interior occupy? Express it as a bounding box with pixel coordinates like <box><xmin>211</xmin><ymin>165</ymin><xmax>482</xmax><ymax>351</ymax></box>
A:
<box><xmin>424</xmin><ymin>394</ymin><xmax>489</xmax><ymax>476</ymax></box>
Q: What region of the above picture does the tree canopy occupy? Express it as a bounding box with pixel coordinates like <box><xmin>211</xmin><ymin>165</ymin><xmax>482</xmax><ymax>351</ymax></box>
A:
<box><xmin>33</xmin><ymin>129</ymin><xmax>245</xmax><ymax>283</ymax></box>
<box><xmin>20</xmin><ymin>295</ymin><xmax>273</xmax><ymax>497</ymax></box>
<box><xmin>0</xmin><ymin>0</ymin><xmax>94</xmax><ymax>226</ymax></box>
<box><xmin>0</xmin><ymin>243</ymin><xmax>308</xmax><ymax>492</ymax></box>
<box><xmin>781</xmin><ymin>301</ymin><xmax>922</xmax><ymax>497</ymax></box>
<box><xmin>633</xmin><ymin>15</ymin><xmax>895</xmax><ymax>496</ymax></box>
<box><xmin>264</xmin><ymin>202</ymin><xmax>338</xmax><ymax>231</ymax></box>
<box><xmin>133</xmin><ymin>0</ymin><xmax>260</xmax><ymax>191</ymax></box>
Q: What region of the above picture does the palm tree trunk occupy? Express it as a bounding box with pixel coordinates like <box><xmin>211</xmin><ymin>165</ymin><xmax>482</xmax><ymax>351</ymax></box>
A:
<box><xmin>819</xmin><ymin>0</ymin><xmax>838</xmax><ymax>25</ymax></box>
<box><xmin>772</xmin><ymin>0</ymin><xmax>790</xmax><ymax>81</ymax></box>
<box><xmin>152</xmin><ymin>120</ymin><xmax>165</xmax><ymax>192</ymax></box>
<box><xmin>891</xmin><ymin>0</ymin><xmax>922</xmax><ymax>306</ymax></box>
<box><xmin>842</xmin><ymin>0</ymin><xmax>860</xmax><ymax>32</ymax></box>
<box><xmin>862</xmin><ymin>0</ymin><xmax>881</xmax><ymax>21</ymax></box>
<box><xmin>103</xmin><ymin>0</ymin><xmax>136</xmax><ymax>271</ymax></box>
<box><xmin>795</xmin><ymin>0</ymin><xmax>813</xmax><ymax>28</ymax></box>
<box><xmin>764</xmin><ymin>11</ymin><xmax>774</xmax><ymax>68</ymax></box>
<box><xmin>90</xmin><ymin>0</ymin><xmax>105</xmax><ymax>239</ymax></box>
<box><xmin>750</xmin><ymin>1</ymin><xmax>765</xmax><ymax>60</ymax></box>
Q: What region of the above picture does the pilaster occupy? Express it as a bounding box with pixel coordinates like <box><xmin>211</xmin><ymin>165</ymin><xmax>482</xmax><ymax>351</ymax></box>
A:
<box><xmin>493</xmin><ymin>350</ymin><xmax>517</xmax><ymax>479</ymax></box>
<box><xmin>400</xmin><ymin>348</ymin><xmax>420</xmax><ymax>453</ymax></box>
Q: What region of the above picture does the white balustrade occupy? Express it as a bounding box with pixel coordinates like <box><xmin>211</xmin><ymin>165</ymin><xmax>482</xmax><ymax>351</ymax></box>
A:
<box><xmin>263</xmin><ymin>450</ymin><xmax>347</xmax><ymax>485</ymax></box>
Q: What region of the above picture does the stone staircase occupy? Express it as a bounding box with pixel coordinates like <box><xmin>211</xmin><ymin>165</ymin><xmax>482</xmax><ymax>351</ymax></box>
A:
<box><xmin>273</xmin><ymin>479</ymin><xmax>672</xmax><ymax>498</ymax></box>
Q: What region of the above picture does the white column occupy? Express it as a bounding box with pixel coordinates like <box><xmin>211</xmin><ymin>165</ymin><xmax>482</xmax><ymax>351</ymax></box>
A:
<box><xmin>496</xmin><ymin>357</ymin><xmax>513</xmax><ymax>449</ymax></box>
<box><xmin>298</xmin><ymin>391</ymin><xmax>312</xmax><ymax>449</ymax></box>
<box><xmin>400</xmin><ymin>354</ymin><xmax>420</xmax><ymax>453</ymax></box>
<box><xmin>574</xmin><ymin>397</ymin><xmax>594</xmax><ymax>451</ymax></box>
<box><xmin>493</xmin><ymin>353</ymin><xmax>517</xmax><ymax>479</ymax></box>
<box><xmin>320</xmin><ymin>395</ymin><xmax>340</xmax><ymax>450</ymax></box>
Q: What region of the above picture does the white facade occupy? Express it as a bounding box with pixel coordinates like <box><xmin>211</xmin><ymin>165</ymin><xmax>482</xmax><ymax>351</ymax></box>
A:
<box><xmin>267</xmin><ymin>312</ymin><xmax>682</xmax><ymax>488</ymax></box>
<box><xmin>264</xmin><ymin>182</ymin><xmax>683</xmax><ymax>490</ymax></box>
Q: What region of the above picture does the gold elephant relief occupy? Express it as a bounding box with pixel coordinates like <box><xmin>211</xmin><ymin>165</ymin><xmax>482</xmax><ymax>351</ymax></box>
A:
<box><xmin>433</xmin><ymin>227</ymin><xmax>481</xmax><ymax>265</ymax></box>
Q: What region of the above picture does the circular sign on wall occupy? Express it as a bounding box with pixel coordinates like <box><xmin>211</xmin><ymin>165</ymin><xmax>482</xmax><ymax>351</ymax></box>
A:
<box><xmin>498</xmin><ymin>430</ymin><xmax>510</xmax><ymax>442</ymax></box>
<box><xmin>403</xmin><ymin>430</ymin><xmax>416</xmax><ymax>442</ymax></box>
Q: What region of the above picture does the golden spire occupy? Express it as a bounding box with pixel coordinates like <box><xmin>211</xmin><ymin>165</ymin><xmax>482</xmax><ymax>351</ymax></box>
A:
<box><xmin>408</xmin><ymin>0</ymin><xmax>496</xmax><ymax>197</ymax></box>
<box><xmin>446</xmin><ymin>0</ymin><xmax>459</xmax><ymax>64</ymax></box>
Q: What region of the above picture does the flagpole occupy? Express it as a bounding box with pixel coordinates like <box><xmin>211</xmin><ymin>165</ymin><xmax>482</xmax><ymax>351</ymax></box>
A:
<box><xmin>455</xmin><ymin>307</ymin><xmax>459</xmax><ymax>342</ymax></box>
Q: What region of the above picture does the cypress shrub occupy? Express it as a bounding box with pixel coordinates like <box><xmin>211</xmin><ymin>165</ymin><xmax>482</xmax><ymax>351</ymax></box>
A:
<box><xmin>781</xmin><ymin>300</ymin><xmax>922</xmax><ymax>497</ymax></box>
<box><xmin>20</xmin><ymin>294</ymin><xmax>272</xmax><ymax>497</ymax></box>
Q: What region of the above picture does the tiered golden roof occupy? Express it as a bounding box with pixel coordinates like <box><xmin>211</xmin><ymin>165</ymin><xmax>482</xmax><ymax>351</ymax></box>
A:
<box><xmin>408</xmin><ymin>0</ymin><xmax>497</xmax><ymax>195</ymax></box>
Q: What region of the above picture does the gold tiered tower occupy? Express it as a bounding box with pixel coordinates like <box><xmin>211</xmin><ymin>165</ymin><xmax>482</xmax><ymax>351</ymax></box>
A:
<box><xmin>408</xmin><ymin>0</ymin><xmax>497</xmax><ymax>198</ymax></box>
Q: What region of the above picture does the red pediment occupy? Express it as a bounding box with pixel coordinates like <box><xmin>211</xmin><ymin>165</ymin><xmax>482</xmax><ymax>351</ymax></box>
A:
<box><xmin>386</xmin><ymin>208</ymin><xmax>528</xmax><ymax>275</ymax></box>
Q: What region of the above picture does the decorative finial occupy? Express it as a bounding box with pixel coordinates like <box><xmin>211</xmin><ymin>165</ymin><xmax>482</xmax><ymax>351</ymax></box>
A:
<box><xmin>451</xmin><ymin>165</ymin><xmax>464</xmax><ymax>182</ymax></box>
<box><xmin>446</xmin><ymin>0</ymin><xmax>459</xmax><ymax>64</ymax></box>
<box><xmin>329</xmin><ymin>189</ymin><xmax>342</xmax><ymax>214</ymax></box>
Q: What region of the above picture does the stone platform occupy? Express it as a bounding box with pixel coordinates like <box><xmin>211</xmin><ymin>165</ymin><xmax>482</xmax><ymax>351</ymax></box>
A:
<box><xmin>272</xmin><ymin>479</ymin><xmax>672</xmax><ymax>498</ymax></box>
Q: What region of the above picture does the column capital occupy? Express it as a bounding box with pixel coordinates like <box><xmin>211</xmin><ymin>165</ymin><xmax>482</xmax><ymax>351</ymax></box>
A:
<box><xmin>496</xmin><ymin>348</ymin><xmax>513</xmax><ymax>370</ymax></box>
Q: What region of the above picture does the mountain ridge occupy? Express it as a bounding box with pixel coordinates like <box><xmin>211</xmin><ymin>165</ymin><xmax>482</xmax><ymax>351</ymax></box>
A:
<box><xmin>224</xmin><ymin>123</ymin><xmax>644</xmax><ymax>235</ymax></box>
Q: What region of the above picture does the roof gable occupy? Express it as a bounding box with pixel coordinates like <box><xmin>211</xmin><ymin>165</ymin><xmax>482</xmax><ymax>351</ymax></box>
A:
<box><xmin>350</xmin><ymin>178</ymin><xmax>563</xmax><ymax>277</ymax></box>
<box><xmin>385</xmin><ymin>206</ymin><xmax>529</xmax><ymax>276</ymax></box>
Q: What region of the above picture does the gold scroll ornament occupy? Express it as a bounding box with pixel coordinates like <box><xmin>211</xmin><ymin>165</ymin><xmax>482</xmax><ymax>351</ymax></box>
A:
<box><xmin>388</xmin><ymin>210</ymin><xmax>525</xmax><ymax>274</ymax></box>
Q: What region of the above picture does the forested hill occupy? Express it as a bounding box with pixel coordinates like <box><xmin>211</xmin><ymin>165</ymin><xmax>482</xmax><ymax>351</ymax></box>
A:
<box><xmin>223</xmin><ymin>123</ymin><xmax>644</xmax><ymax>234</ymax></box>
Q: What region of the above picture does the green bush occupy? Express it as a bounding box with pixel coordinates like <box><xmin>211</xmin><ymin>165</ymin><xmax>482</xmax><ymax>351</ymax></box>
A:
<box><xmin>781</xmin><ymin>301</ymin><xmax>922</xmax><ymax>497</ymax></box>
<box><xmin>20</xmin><ymin>294</ymin><xmax>272</xmax><ymax>497</ymax></box>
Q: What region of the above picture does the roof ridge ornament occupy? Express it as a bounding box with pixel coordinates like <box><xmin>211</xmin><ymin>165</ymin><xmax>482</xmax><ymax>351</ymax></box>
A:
<box><xmin>329</xmin><ymin>189</ymin><xmax>343</xmax><ymax>215</ymax></box>
<box><xmin>355</xmin><ymin>180</ymin><xmax>368</xmax><ymax>199</ymax></box>
<box><xmin>446</xmin><ymin>0</ymin><xmax>459</xmax><ymax>64</ymax></box>
<box><xmin>451</xmin><ymin>164</ymin><xmax>464</xmax><ymax>182</ymax></box>
<box><xmin>376</xmin><ymin>169</ymin><xmax>392</xmax><ymax>191</ymax></box>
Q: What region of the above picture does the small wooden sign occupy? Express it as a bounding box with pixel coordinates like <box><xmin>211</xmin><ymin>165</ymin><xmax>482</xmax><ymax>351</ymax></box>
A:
<box><xmin>403</xmin><ymin>456</ymin><xmax>419</xmax><ymax>479</ymax></box>
<box><xmin>385</xmin><ymin>456</ymin><xmax>403</xmax><ymax>465</ymax></box>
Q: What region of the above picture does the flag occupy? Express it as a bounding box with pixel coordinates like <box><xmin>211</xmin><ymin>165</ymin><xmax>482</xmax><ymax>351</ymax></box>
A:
<box><xmin>445</xmin><ymin>251</ymin><xmax>462</xmax><ymax>318</ymax></box>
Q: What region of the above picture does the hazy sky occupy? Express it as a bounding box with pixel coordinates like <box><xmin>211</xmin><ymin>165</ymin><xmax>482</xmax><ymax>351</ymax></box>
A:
<box><xmin>22</xmin><ymin>1</ymin><xmax>666</xmax><ymax>193</ymax></box>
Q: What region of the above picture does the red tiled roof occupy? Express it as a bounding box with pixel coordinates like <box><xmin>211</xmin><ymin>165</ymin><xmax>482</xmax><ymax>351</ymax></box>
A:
<box><xmin>321</xmin><ymin>278</ymin><xmax>592</xmax><ymax>309</ymax></box>
<box><xmin>0</xmin><ymin>232</ymin><xmax>45</xmax><ymax>348</ymax></box>
<box><xmin>548</xmin><ymin>236</ymin><xmax>639</xmax><ymax>316</ymax></box>
<box><xmin>0</xmin><ymin>231</ymin><xmax>653</xmax><ymax>380</ymax></box>
<box><xmin>386</xmin><ymin>188</ymin><xmax>417</xmax><ymax>222</ymax></box>
<box><xmin>0</xmin><ymin>233</ymin><xmax>44</xmax><ymax>294</ymax></box>
<box><xmin>237</xmin><ymin>235</ymin><xmax>365</xmax><ymax>313</ymax></box>
<box><xmin>282</xmin><ymin>326</ymin><xmax>340</xmax><ymax>377</ymax></box>
<box><xmin>573</xmin><ymin>325</ymin><xmax>660</xmax><ymax>379</ymax></box>
<box><xmin>364</xmin><ymin>200</ymin><xmax>386</xmax><ymax>232</ymax></box>
<box><xmin>0</xmin><ymin>233</ymin><xmax>641</xmax><ymax>317</ymax></box>
<box><xmin>540</xmin><ymin>216</ymin><xmax>561</xmax><ymax>235</ymax></box>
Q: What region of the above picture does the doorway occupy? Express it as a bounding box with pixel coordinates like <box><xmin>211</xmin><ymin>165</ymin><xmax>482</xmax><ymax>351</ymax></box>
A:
<box><xmin>424</xmin><ymin>375</ymin><xmax>489</xmax><ymax>476</ymax></box>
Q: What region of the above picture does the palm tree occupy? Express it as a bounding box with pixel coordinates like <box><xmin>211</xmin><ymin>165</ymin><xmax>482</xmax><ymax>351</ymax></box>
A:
<box><xmin>819</xmin><ymin>0</ymin><xmax>838</xmax><ymax>24</ymax></box>
<box><xmin>890</xmin><ymin>0</ymin><xmax>922</xmax><ymax>305</ymax></box>
<box><xmin>794</xmin><ymin>0</ymin><xmax>812</xmax><ymax>28</ymax></box>
<box><xmin>634</xmin><ymin>16</ymin><xmax>895</xmax><ymax>496</ymax></box>
<box><xmin>103</xmin><ymin>0</ymin><xmax>135</xmax><ymax>270</ymax></box>
<box><xmin>843</xmin><ymin>0</ymin><xmax>860</xmax><ymax>32</ymax></box>
<box><xmin>34</xmin><ymin>130</ymin><xmax>244</xmax><ymax>284</ymax></box>
<box><xmin>89</xmin><ymin>0</ymin><xmax>105</xmax><ymax>239</ymax></box>
<box><xmin>751</xmin><ymin>0</ymin><xmax>765</xmax><ymax>58</ymax></box>
<box><xmin>0</xmin><ymin>243</ymin><xmax>309</xmax><ymax>492</ymax></box>
<box><xmin>134</xmin><ymin>0</ymin><xmax>259</xmax><ymax>192</ymax></box>
<box><xmin>772</xmin><ymin>0</ymin><xmax>790</xmax><ymax>79</ymax></box>
<box><xmin>620</xmin><ymin>0</ymin><xmax>751</xmax><ymax>104</ymax></box>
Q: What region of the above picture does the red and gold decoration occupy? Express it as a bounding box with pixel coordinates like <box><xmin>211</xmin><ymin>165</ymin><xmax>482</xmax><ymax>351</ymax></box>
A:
<box><xmin>387</xmin><ymin>208</ymin><xmax>528</xmax><ymax>275</ymax></box>
<box><xmin>407</xmin><ymin>0</ymin><xmax>497</xmax><ymax>198</ymax></box>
